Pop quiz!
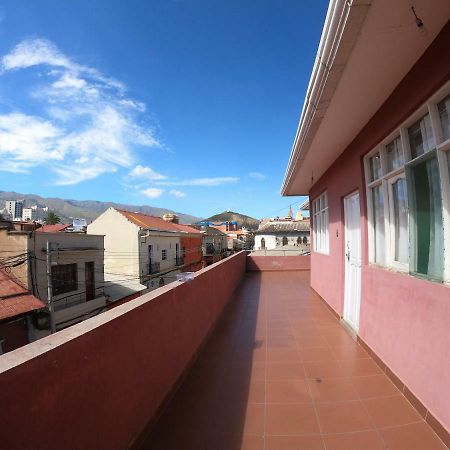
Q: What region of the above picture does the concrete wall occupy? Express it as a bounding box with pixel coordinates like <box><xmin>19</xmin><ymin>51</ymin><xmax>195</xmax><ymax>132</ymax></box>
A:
<box><xmin>0</xmin><ymin>251</ymin><xmax>247</xmax><ymax>450</ymax></box>
<box><xmin>309</xmin><ymin>23</ymin><xmax>450</xmax><ymax>433</ymax></box>
<box><xmin>246</xmin><ymin>254</ymin><xmax>310</xmax><ymax>272</ymax></box>
<box><xmin>254</xmin><ymin>233</ymin><xmax>309</xmax><ymax>250</ymax></box>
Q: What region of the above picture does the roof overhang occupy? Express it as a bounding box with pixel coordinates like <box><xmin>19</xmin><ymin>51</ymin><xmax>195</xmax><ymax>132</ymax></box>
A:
<box><xmin>281</xmin><ymin>0</ymin><xmax>450</xmax><ymax>196</ymax></box>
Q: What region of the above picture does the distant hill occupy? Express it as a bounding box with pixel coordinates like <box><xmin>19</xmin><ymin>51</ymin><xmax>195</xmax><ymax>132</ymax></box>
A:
<box><xmin>0</xmin><ymin>191</ymin><xmax>202</xmax><ymax>225</ymax></box>
<box><xmin>203</xmin><ymin>211</ymin><xmax>260</xmax><ymax>230</ymax></box>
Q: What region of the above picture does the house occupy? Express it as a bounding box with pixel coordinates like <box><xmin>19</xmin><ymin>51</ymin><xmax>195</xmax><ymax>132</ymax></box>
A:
<box><xmin>254</xmin><ymin>218</ymin><xmax>310</xmax><ymax>251</ymax></box>
<box><xmin>0</xmin><ymin>221</ymin><xmax>106</xmax><ymax>334</ymax></box>
<box><xmin>36</xmin><ymin>224</ymin><xmax>71</xmax><ymax>233</ymax></box>
<box><xmin>191</xmin><ymin>225</ymin><xmax>228</xmax><ymax>266</ymax></box>
<box><xmin>282</xmin><ymin>0</ymin><xmax>450</xmax><ymax>440</ymax></box>
<box><xmin>0</xmin><ymin>269</ymin><xmax>45</xmax><ymax>354</ymax></box>
<box><xmin>87</xmin><ymin>208</ymin><xmax>203</xmax><ymax>298</ymax></box>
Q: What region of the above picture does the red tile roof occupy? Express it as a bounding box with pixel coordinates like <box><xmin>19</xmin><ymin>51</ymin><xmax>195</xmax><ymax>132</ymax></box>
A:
<box><xmin>36</xmin><ymin>224</ymin><xmax>70</xmax><ymax>233</ymax></box>
<box><xmin>0</xmin><ymin>270</ymin><xmax>45</xmax><ymax>321</ymax></box>
<box><xmin>116</xmin><ymin>209</ymin><xmax>201</xmax><ymax>234</ymax></box>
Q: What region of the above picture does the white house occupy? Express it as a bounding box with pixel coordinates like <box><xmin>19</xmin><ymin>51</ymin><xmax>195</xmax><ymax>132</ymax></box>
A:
<box><xmin>254</xmin><ymin>219</ymin><xmax>310</xmax><ymax>250</ymax></box>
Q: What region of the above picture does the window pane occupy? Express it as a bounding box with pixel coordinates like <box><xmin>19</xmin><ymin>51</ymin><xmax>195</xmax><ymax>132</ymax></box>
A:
<box><xmin>369</xmin><ymin>152</ymin><xmax>382</xmax><ymax>181</ymax></box>
<box><xmin>386</xmin><ymin>137</ymin><xmax>404</xmax><ymax>172</ymax></box>
<box><xmin>408</xmin><ymin>114</ymin><xmax>435</xmax><ymax>159</ymax></box>
<box><xmin>372</xmin><ymin>185</ymin><xmax>385</xmax><ymax>265</ymax></box>
<box><xmin>392</xmin><ymin>178</ymin><xmax>408</xmax><ymax>263</ymax></box>
<box><xmin>407</xmin><ymin>156</ymin><xmax>444</xmax><ymax>280</ymax></box>
<box><xmin>437</xmin><ymin>94</ymin><xmax>450</xmax><ymax>141</ymax></box>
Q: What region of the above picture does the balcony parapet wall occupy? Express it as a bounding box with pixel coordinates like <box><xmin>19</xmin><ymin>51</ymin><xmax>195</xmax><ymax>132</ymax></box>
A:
<box><xmin>246</xmin><ymin>254</ymin><xmax>310</xmax><ymax>272</ymax></box>
<box><xmin>0</xmin><ymin>251</ymin><xmax>247</xmax><ymax>450</ymax></box>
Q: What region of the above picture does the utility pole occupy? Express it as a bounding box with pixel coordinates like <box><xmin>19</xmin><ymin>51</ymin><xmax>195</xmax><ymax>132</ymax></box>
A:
<box><xmin>46</xmin><ymin>240</ymin><xmax>56</xmax><ymax>333</ymax></box>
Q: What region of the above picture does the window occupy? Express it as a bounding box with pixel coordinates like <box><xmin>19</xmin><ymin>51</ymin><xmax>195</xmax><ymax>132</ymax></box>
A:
<box><xmin>51</xmin><ymin>264</ymin><xmax>78</xmax><ymax>295</ymax></box>
<box><xmin>365</xmin><ymin>82</ymin><xmax>450</xmax><ymax>281</ymax></box>
<box><xmin>161</xmin><ymin>249</ymin><xmax>167</xmax><ymax>260</ymax></box>
<box><xmin>312</xmin><ymin>192</ymin><xmax>329</xmax><ymax>254</ymax></box>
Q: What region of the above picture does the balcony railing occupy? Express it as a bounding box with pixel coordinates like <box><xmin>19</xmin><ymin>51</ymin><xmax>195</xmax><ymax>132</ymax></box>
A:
<box><xmin>148</xmin><ymin>262</ymin><xmax>161</xmax><ymax>274</ymax></box>
<box><xmin>53</xmin><ymin>287</ymin><xmax>105</xmax><ymax>312</ymax></box>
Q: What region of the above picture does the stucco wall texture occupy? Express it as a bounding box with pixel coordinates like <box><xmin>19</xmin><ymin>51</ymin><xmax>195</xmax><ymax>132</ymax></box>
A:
<box><xmin>309</xmin><ymin>22</ymin><xmax>450</xmax><ymax>433</ymax></box>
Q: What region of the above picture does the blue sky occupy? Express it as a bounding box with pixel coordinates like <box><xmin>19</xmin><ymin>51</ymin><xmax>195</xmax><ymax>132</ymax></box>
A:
<box><xmin>0</xmin><ymin>0</ymin><xmax>327</xmax><ymax>219</ymax></box>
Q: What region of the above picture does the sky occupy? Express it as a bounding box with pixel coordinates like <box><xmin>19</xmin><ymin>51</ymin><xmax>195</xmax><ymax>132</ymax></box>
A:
<box><xmin>0</xmin><ymin>0</ymin><xmax>328</xmax><ymax>219</ymax></box>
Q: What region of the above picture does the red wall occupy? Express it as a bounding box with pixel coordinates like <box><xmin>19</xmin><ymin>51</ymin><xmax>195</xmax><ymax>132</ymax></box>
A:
<box><xmin>180</xmin><ymin>236</ymin><xmax>203</xmax><ymax>271</ymax></box>
<box><xmin>0</xmin><ymin>252</ymin><xmax>247</xmax><ymax>450</ymax></box>
<box><xmin>309</xmin><ymin>22</ymin><xmax>450</xmax><ymax>431</ymax></box>
<box><xmin>246</xmin><ymin>254</ymin><xmax>310</xmax><ymax>272</ymax></box>
<box><xmin>0</xmin><ymin>318</ymin><xmax>28</xmax><ymax>354</ymax></box>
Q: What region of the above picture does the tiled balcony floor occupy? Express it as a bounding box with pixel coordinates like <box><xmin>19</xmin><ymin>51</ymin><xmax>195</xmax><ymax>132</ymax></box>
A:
<box><xmin>142</xmin><ymin>271</ymin><xmax>448</xmax><ymax>450</ymax></box>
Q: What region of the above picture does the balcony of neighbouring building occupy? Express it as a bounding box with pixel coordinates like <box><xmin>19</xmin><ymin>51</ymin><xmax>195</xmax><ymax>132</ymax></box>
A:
<box><xmin>0</xmin><ymin>252</ymin><xmax>448</xmax><ymax>450</ymax></box>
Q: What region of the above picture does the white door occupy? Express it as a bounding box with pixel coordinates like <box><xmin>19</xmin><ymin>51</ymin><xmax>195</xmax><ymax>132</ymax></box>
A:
<box><xmin>343</xmin><ymin>192</ymin><xmax>362</xmax><ymax>332</ymax></box>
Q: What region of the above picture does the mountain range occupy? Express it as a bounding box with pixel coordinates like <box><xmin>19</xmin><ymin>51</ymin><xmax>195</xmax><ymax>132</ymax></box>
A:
<box><xmin>0</xmin><ymin>191</ymin><xmax>202</xmax><ymax>225</ymax></box>
<box><xmin>203</xmin><ymin>211</ymin><xmax>260</xmax><ymax>230</ymax></box>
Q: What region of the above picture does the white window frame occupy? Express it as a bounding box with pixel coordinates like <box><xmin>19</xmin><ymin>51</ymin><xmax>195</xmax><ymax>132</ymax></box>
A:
<box><xmin>312</xmin><ymin>191</ymin><xmax>329</xmax><ymax>254</ymax></box>
<box><xmin>365</xmin><ymin>80</ymin><xmax>450</xmax><ymax>283</ymax></box>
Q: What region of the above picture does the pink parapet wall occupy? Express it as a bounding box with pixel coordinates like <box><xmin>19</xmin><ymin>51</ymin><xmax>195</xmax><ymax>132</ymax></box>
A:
<box><xmin>0</xmin><ymin>252</ymin><xmax>247</xmax><ymax>450</ymax></box>
<box><xmin>246</xmin><ymin>254</ymin><xmax>310</xmax><ymax>272</ymax></box>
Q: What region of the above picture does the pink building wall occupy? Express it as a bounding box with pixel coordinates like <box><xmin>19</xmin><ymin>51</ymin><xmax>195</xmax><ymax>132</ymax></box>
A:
<box><xmin>0</xmin><ymin>252</ymin><xmax>246</xmax><ymax>450</ymax></box>
<box><xmin>309</xmin><ymin>22</ymin><xmax>450</xmax><ymax>432</ymax></box>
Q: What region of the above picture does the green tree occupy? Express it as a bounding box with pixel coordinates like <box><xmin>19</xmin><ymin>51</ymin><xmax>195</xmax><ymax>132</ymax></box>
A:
<box><xmin>45</xmin><ymin>211</ymin><xmax>61</xmax><ymax>225</ymax></box>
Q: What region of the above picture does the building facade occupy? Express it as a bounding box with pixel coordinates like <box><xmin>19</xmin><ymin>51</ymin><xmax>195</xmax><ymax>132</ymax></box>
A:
<box><xmin>87</xmin><ymin>208</ymin><xmax>202</xmax><ymax>297</ymax></box>
<box><xmin>254</xmin><ymin>219</ymin><xmax>310</xmax><ymax>251</ymax></box>
<box><xmin>282</xmin><ymin>1</ymin><xmax>450</xmax><ymax>438</ymax></box>
<box><xmin>5</xmin><ymin>200</ymin><xmax>24</xmax><ymax>221</ymax></box>
<box><xmin>0</xmin><ymin>223</ymin><xmax>106</xmax><ymax>334</ymax></box>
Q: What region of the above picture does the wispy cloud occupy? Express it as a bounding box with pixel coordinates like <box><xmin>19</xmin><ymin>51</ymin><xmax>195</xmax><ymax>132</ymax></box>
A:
<box><xmin>155</xmin><ymin>177</ymin><xmax>239</xmax><ymax>187</ymax></box>
<box><xmin>0</xmin><ymin>38</ymin><xmax>160</xmax><ymax>184</ymax></box>
<box><xmin>169</xmin><ymin>189</ymin><xmax>186</xmax><ymax>198</ymax></box>
<box><xmin>129</xmin><ymin>164</ymin><xmax>167</xmax><ymax>180</ymax></box>
<box><xmin>248</xmin><ymin>172</ymin><xmax>266</xmax><ymax>181</ymax></box>
<box><xmin>140</xmin><ymin>188</ymin><xmax>164</xmax><ymax>199</ymax></box>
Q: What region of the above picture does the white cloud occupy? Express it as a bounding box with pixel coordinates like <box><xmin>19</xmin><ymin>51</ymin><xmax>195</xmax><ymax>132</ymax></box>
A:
<box><xmin>169</xmin><ymin>189</ymin><xmax>186</xmax><ymax>198</ymax></box>
<box><xmin>129</xmin><ymin>164</ymin><xmax>167</xmax><ymax>180</ymax></box>
<box><xmin>140</xmin><ymin>188</ymin><xmax>164</xmax><ymax>199</ymax></box>
<box><xmin>248</xmin><ymin>172</ymin><xmax>266</xmax><ymax>181</ymax></box>
<box><xmin>0</xmin><ymin>38</ymin><xmax>160</xmax><ymax>184</ymax></box>
<box><xmin>156</xmin><ymin>177</ymin><xmax>239</xmax><ymax>187</ymax></box>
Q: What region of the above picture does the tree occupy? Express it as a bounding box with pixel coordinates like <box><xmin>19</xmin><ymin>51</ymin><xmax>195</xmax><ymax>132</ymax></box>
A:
<box><xmin>45</xmin><ymin>211</ymin><xmax>61</xmax><ymax>225</ymax></box>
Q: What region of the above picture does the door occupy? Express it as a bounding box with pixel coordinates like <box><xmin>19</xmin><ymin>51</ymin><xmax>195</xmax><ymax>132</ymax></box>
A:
<box><xmin>85</xmin><ymin>262</ymin><xmax>95</xmax><ymax>301</ymax></box>
<box><xmin>343</xmin><ymin>192</ymin><xmax>362</xmax><ymax>331</ymax></box>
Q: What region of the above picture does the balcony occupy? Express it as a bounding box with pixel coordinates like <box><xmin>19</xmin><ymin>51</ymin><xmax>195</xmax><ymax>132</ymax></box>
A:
<box><xmin>0</xmin><ymin>252</ymin><xmax>447</xmax><ymax>450</ymax></box>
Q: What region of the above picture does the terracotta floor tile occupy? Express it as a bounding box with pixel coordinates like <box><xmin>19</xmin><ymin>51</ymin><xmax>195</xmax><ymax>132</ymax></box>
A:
<box><xmin>298</xmin><ymin>346</ymin><xmax>337</xmax><ymax>362</ymax></box>
<box><xmin>265</xmin><ymin>435</ymin><xmax>325</xmax><ymax>450</ymax></box>
<box><xmin>315</xmin><ymin>401</ymin><xmax>374</xmax><ymax>433</ymax></box>
<box><xmin>331</xmin><ymin>344</ymin><xmax>369</xmax><ymax>360</ymax></box>
<box><xmin>380</xmin><ymin>422</ymin><xmax>448</xmax><ymax>450</ymax></box>
<box><xmin>323</xmin><ymin>430</ymin><xmax>386</xmax><ymax>450</ymax></box>
<box><xmin>266</xmin><ymin>403</ymin><xmax>320</xmax><ymax>435</ymax></box>
<box><xmin>363</xmin><ymin>395</ymin><xmax>422</xmax><ymax>428</ymax></box>
<box><xmin>267</xmin><ymin>348</ymin><xmax>301</xmax><ymax>362</ymax></box>
<box><xmin>207</xmin><ymin>433</ymin><xmax>264</xmax><ymax>450</ymax></box>
<box><xmin>339</xmin><ymin>358</ymin><xmax>383</xmax><ymax>377</ymax></box>
<box><xmin>266</xmin><ymin>362</ymin><xmax>306</xmax><ymax>380</ymax></box>
<box><xmin>351</xmin><ymin>374</ymin><xmax>401</xmax><ymax>399</ymax></box>
<box><xmin>266</xmin><ymin>379</ymin><xmax>312</xmax><ymax>403</ymax></box>
<box><xmin>295</xmin><ymin>335</ymin><xmax>329</xmax><ymax>348</ymax></box>
<box><xmin>303</xmin><ymin>360</ymin><xmax>346</xmax><ymax>379</ymax></box>
<box><xmin>307</xmin><ymin>377</ymin><xmax>359</xmax><ymax>402</ymax></box>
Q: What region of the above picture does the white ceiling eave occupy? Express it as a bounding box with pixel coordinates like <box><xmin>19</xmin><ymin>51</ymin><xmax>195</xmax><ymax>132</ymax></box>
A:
<box><xmin>281</xmin><ymin>0</ymin><xmax>450</xmax><ymax>196</ymax></box>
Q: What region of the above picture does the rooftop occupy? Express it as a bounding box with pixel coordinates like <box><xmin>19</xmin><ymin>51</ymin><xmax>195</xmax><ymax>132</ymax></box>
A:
<box><xmin>0</xmin><ymin>269</ymin><xmax>45</xmax><ymax>320</ymax></box>
<box><xmin>256</xmin><ymin>219</ymin><xmax>310</xmax><ymax>234</ymax></box>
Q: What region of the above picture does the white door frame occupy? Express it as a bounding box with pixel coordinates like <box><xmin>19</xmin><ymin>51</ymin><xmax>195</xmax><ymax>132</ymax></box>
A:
<box><xmin>343</xmin><ymin>191</ymin><xmax>362</xmax><ymax>332</ymax></box>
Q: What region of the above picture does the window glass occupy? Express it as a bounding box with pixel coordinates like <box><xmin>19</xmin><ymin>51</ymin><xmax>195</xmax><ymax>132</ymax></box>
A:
<box><xmin>51</xmin><ymin>264</ymin><xmax>78</xmax><ymax>295</ymax></box>
<box><xmin>437</xmin><ymin>94</ymin><xmax>450</xmax><ymax>141</ymax></box>
<box><xmin>392</xmin><ymin>178</ymin><xmax>408</xmax><ymax>263</ymax></box>
<box><xmin>386</xmin><ymin>137</ymin><xmax>404</xmax><ymax>172</ymax></box>
<box><xmin>369</xmin><ymin>152</ymin><xmax>382</xmax><ymax>181</ymax></box>
<box><xmin>372</xmin><ymin>185</ymin><xmax>385</xmax><ymax>265</ymax></box>
<box><xmin>408</xmin><ymin>114</ymin><xmax>435</xmax><ymax>159</ymax></box>
<box><xmin>407</xmin><ymin>156</ymin><xmax>444</xmax><ymax>280</ymax></box>
<box><xmin>312</xmin><ymin>192</ymin><xmax>329</xmax><ymax>253</ymax></box>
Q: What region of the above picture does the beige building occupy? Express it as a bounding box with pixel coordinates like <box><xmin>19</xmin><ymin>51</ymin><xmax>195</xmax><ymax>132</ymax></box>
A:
<box><xmin>87</xmin><ymin>208</ymin><xmax>202</xmax><ymax>298</ymax></box>
<box><xmin>0</xmin><ymin>223</ymin><xmax>106</xmax><ymax>334</ymax></box>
